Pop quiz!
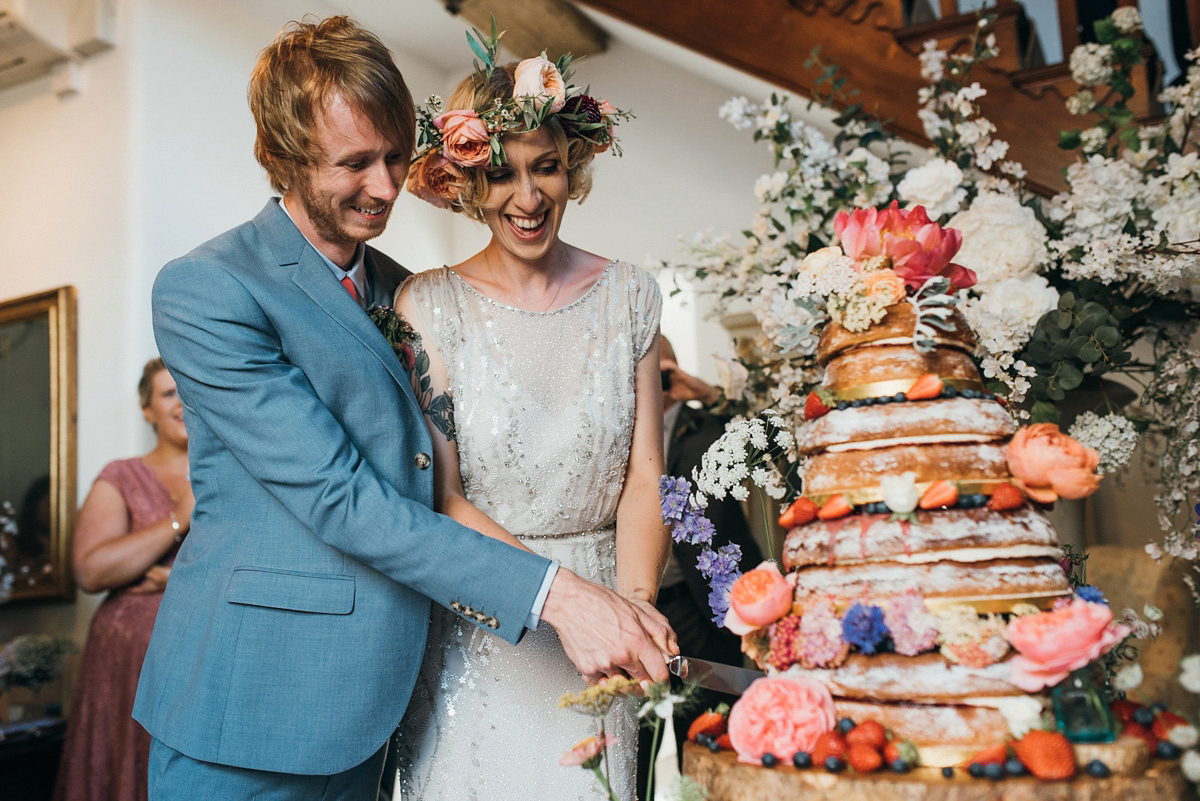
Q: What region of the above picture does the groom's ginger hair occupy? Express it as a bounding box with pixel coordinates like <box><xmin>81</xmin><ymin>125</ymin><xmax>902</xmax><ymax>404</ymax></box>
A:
<box><xmin>248</xmin><ymin>16</ymin><xmax>416</xmax><ymax>194</ymax></box>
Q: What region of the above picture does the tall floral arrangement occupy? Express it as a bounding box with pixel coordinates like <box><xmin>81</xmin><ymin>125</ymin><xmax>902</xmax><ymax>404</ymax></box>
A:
<box><xmin>662</xmin><ymin>10</ymin><xmax>1200</xmax><ymax>591</ymax></box>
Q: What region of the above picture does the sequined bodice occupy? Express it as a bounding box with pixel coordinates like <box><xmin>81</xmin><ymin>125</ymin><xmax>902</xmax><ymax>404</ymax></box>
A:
<box><xmin>406</xmin><ymin>262</ymin><xmax>662</xmax><ymax>539</ymax></box>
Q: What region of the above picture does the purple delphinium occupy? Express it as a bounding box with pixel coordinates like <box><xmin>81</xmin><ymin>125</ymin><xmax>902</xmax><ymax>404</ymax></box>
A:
<box><xmin>1075</xmin><ymin>585</ymin><xmax>1107</xmax><ymax>604</ymax></box>
<box><xmin>841</xmin><ymin>603</ymin><xmax>888</xmax><ymax>655</ymax></box>
<box><xmin>660</xmin><ymin>474</ymin><xmax>743</xmax><ymax>622</ymax></box>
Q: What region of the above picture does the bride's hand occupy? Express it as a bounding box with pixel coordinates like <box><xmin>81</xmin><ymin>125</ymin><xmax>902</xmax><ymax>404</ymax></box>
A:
<box><xmin>541</xmin><ymin>569</ymin><xmax>676</xmax><ymax>684</ymax></box>
<box><xmin>624</xmin><ymin>596</ymin><xmax>677</xmax><ymax>661</ymax></box>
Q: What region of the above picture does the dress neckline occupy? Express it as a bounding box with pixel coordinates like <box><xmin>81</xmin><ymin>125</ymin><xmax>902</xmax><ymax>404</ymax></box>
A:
<box><xmin>448</xmin><ymin>261</ymin><xmax>617</xmax><ymax>316</ymax></box>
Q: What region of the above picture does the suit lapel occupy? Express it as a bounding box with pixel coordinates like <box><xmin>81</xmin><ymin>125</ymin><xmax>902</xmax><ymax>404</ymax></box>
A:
<box><xmin>251</xmin><ymin>200</ymin><xmax>420</xmax><ymax>409</ymax></box>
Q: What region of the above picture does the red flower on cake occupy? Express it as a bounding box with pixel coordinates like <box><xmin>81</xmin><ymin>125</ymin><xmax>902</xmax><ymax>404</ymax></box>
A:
<box><xmin>833</xmin><ymin>202</ymin><xmax>977</xmax><ymax>291</ymax></box>
<box><xmin>1006</xmin><ymin>423</ymin><xmax>1101</xmax><ymax>503</ymax></box>
<box><xmin>727</xmin><ymin>675</ymin><xmax>836</xmax><ymax>764</ymax></box>
<box><xmin>725</xmin><ymin>561</ymin><xmax>796</xmax><ymax>634</ymax></box>
<box><xmin>1005</xmin><ymin>600</ymin><xmax>1130</xmax><ymax>691</ymax></box>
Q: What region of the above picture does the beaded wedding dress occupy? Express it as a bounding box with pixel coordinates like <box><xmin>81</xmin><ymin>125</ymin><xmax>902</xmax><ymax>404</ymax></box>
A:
<box><xmin>393</xmin><ymin>261</ymin><xmax>662</xmax><ymax>801</ymax></box>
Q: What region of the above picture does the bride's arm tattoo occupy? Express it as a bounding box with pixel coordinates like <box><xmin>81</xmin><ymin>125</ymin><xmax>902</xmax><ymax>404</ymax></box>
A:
<box><xmin>408</xmin><ymin>332</ymin><xmax>457</xmax><ymax>442</ymax></box>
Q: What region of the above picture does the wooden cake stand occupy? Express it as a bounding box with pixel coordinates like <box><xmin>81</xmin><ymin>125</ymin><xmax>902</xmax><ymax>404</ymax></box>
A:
<box><xmin>682</xmin><ymin>740</ymin><xmax>1193</xmax><ymax>801</ymax></box>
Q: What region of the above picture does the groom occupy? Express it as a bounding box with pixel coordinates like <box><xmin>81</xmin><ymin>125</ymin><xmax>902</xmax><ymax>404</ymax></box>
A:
<box><xmin>134</xmin><ymin>16</ymin><xmax>672</xmax><ymax>799</ymax></box>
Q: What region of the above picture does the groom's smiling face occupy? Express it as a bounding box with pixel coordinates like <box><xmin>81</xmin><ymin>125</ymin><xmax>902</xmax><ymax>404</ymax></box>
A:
<box><xmin>286</xmin><ymin>93</ymin><xmax>410</xmax><ymax>266</ymax></box>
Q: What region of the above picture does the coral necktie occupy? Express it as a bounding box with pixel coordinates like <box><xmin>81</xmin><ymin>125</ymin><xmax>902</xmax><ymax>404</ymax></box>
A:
<box><xmin>340</xmin><ymin>275</ymin><xmax>360</xmax><ymax>304</ymax></box>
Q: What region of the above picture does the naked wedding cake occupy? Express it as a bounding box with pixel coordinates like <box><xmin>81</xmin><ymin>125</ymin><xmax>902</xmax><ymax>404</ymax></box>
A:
<box><xmin>678</xmin><ymin>206</ymin><xmax>1143</xmax><ymax>793</ymax></box>
<box><xmin>769</xmin><ymin>298</ymin><xmax>1071</xmax><ymax>765</ymax></box>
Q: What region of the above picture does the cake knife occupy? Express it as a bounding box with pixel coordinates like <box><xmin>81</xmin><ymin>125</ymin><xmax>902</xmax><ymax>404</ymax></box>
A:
<box><xmin>667</xmin><ymin>655</ymin><xmax>766</xmax><ymax>695</ymax></box>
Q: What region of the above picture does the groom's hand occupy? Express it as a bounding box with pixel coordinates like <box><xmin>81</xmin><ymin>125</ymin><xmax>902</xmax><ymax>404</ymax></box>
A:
<box><xmin>540</xmin><ymin>569</ymin><xmax>677</xmax><ymax>684</ymax></box>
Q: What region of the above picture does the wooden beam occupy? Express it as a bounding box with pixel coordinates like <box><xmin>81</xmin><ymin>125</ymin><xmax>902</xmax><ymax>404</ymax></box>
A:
<box><xmin>571</xmin><ymin>0</ymin><xmax>1111</xmax><ymax>195</ymax></box>
<box><xmin>442</xmin><ymin>0</ymin><xmax>608</xmax><ymax>60</ymax></box>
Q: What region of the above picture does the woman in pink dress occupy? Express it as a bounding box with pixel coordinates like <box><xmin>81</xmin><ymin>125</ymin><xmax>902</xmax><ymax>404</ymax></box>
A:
<box><xmin>53</xmin><ymin>358</ymin><xmax>191</xmax><ymax>801</ymax></box>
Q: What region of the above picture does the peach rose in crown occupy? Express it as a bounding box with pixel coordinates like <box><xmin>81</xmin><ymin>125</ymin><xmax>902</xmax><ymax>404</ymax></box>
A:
<box><xmin>862</xmin><ymin>269</ymin><xmax>907</xmax><ymax>305</ymax></box>
<box><xmin>1006</xmin><ymin>423</ymin><xmax>1101</xmax><ymax>503</ymax></box>
<box><xmin>433</xmin><ymin>109</ymin><xmax>491</xmax><ymax>168</ymax></box>
<box><xmin>1006</xmin><ymin>600</ymin><xmax>1130</xmax><ymax>691</ymax></box>
<box><xmin>513</xmin><ymin>56</ymin><xmax>567</xmax><ymax>113</ymax></box>
<box><xmin>724</xmin><ymin>561</ymin><xmax>797</xmax><ymax>635</ymax></box>
<box><xmin>727</xmin><ymin>676</ymin><xmax>836</xmax><ymax>764</ymax></box>
<box><xmin>406</xmin><ymin>153</ymin><xmax>464</xmax><ymax>209</ymax></box>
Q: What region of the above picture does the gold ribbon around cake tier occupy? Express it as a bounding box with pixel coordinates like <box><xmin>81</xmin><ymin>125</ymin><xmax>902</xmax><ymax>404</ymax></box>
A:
<box><xmin>813</xmin><ymin>591</ymin><xmax>1067</xmax><ymax>617</ymax></box>
<box><xmin>829</xmin><ymin>377</ymin><xmax>988</xmax><ymax>402</ymax></box>
<box><xmin>806</xmin><ymin>479</ymin><xmax>1012</xmax><ymax>507</ymax></box>
<box><xmin>921</xmin><ymin>591</ymin><xmax>1068</xmax><ymax>615</ymax></box>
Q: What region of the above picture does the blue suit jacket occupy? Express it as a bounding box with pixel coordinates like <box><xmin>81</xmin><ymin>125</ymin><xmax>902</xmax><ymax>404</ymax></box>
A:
<box><xmin>133</xmin><ymin>199</ymin><xmax>551</xmax><ymax>775</ymax></box>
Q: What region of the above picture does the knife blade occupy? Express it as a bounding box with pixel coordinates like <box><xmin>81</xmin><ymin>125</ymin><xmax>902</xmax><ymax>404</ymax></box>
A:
<box><xmin>668</xmin><ymin>655</ymin><xmax>766</xmax><ymax>695</ymax></box>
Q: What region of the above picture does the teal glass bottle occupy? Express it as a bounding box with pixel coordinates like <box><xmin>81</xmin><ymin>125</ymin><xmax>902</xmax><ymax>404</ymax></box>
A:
<box><xmin>1052</xmin><ymin>666</ymin><xmax>1117</xmax><ymax>743</ymax></box>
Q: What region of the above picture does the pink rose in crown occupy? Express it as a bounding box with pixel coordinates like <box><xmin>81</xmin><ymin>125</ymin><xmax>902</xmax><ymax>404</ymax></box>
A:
<box><xmin>1006</xmin><ymin>423</ymin><xmax>1101</xmax><ymax>503</ymax></box>
<box><xmin>1006</xmin><ymin>600</ymin><xmax>1130</xmax><ymax>691</ymax></box>
<box><xmin>433</xmin><ymin>109</ymin><xmax>491</xmax><ymax>168</ymax></box>
<box><xmin>724</xmin><ymin>561</ymin><xmax>797</xmax><ymax>634</ymax></box>
<box><xmin>513</xmin><ymin>56</ymin><xmax>567</xmax><ymax>113</ymax></box>
<box><xmin>406</xmin><ymin>153</ymin><xmax>464</xmax><ymax>209</ymax></box>
<box><xmin>727</xmin><ymin>676</ymin><xmax>836</xmax><ymax>764</ymax></box>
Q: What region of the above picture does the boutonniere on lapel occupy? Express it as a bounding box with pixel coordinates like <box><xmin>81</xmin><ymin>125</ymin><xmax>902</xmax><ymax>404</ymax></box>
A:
<box><xmin>367</xmin><ymin>306</ymin><xmax>419</xmax><ymax>372</ymax></box>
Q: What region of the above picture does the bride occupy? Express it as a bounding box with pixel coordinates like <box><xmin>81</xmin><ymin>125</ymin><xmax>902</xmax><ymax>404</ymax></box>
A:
<box><xmin>392</xmin><ymin>49</ymin><xmax>671</xmax><ymax>801</ymax></box>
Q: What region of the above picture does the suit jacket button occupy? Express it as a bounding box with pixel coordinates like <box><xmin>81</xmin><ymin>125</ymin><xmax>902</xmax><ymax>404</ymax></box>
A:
<box><xmin>414</xmin><ymin>452</ymin><xmax>431</xmax><ymax>469</ymax></box>
<box><xmin>486</xmin><ymin>616</ymin><xmax>499</xmax><ymax>629</ymax></box>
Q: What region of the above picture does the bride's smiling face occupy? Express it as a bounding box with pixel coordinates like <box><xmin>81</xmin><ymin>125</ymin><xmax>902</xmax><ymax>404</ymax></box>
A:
<box><xmin>480</xmin><ymin>129</ymin><xmax>570</xmax><ymax>263</ymax></box>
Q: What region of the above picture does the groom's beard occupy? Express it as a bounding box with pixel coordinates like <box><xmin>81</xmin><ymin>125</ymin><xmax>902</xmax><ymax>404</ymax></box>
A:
<box><xmin>293</xmin><ymin>174</ymin><xmax>394</xmax><ymax>247</ymax></box>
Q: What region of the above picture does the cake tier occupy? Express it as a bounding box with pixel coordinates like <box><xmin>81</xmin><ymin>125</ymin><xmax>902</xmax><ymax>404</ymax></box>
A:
<box><xmin>833</xmin><ymin>698</ymin><xmax>1011</xmax><ymax>757</ymax></box>
<box><xmin>796</xmin><ymin>397</ymin><xmax>1016</xmax><ymax>455</ymax></box>
<box><xmin>791</xmin><ymin>557</ymin><xmax>1071</xmax><ymax>606</ymax></box>
<box><xmin>822</xmin><ymin>345</ymin><xmax>984</xmax><ymax>400</ymax></box>
<box><xmin>783</xmin><ymin>508</ymin><xmax>1060</xmax><ymax>569</ymax></box>
<box><xmin>800</xmin><ymin>652</ymin><xmax>1020</xmax><ymax>703</ymax></box>
<box><xmin>818</xmin><ymin>301</ymin><xmax>975</xmax><ymax>365</ymax></box>
<box><xmin>803</xmin><ymin>442</ymin><xmax>1011</xmax><ymax>502</ymax></box>
<box><xmin>683</xmin><ymin>740</ymin><xmax>1175</xmax><ymax>799</ymax></box>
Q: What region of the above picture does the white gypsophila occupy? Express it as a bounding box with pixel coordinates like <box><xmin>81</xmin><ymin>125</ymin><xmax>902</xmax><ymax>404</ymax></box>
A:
<box><xmin>919</xmin><ymin>40</ymin><xmax>946</xmax><ymax>81</ymax></box>
<box><xmin>995</xmin><ymin>695</ymin><xmax>1045</xmax><ymax>739</ymax></box>
<box><xmin>1181</xmin><ymin>654</ymin><xmax>1200</xmax><ymax>693</ymax></box>
<box><xmin>881</xmin><ymin>471</ymin><xmax>919</xmax><ymax>514</ymax></box>
<box><xmin>719</xmin><ymin>96</ymin><xmax>756</xmax><ymax>130</ymax></box>
<box><xmin>1124</xmin><ymin>146</ymin><xmax>1158</xmax><ymax>169</ymax></box>
<box><xmin>1112</xmin><ymin>6</ymin><xmax>1142</xmax><ymax>33</ymax></box>
<box><xmin>1146</xmin><ymin>541</ymin><xmax>1164</xmax><ymax>560</ymax></box>
<box><xmin>974</xmin><ymin>138</ymin><xmax>1009</xmax><ymax>171</ymax></box>
<box><xmin>1067</xmin><ymin>90</ymin><xmax>1096</xmax><ymax>115</ymax></box>
<box><xmin>918</xmin><ymin>108</ymin><xmax>945</xmax><ymax>141</ymax></box>
<box><xmin>947</xmin><ymin>192</ymin><xmax>1047</xmax><ymax>285</ymax></box>
<box><xmin>896</xmin><ymin>157</ymin><xmax>965</xmax><ymax>220</ymax></box>
<box><xmin>754</xmin><ymin>171</ymin><xmax>789</xmax><ymax>202</ymax></box>
<box><xmin>1113</xmin><ymin>662</ymin><xmax>1143</xmax><ymax>691</ymax></box>
<box><xmin>1069</xmin><ymin>43</ymin><xmax>1114</xmax><ymax>87</ymax></box>
<box><xmin>1144</xmin><ymin>603</ymin><xmax>1164</xmax><ymax>622</ymax></box>
<box><xmin>1171</xmin><ymin>725</ymin><xmax>1200</xmax><ymax>749</ymax></box>
<box><xmin>1068</xmin><ymin>412</ymin><xmax>1139</xmax><ymax>474</ymax></box>
<box><xmin>1080</xmin><ymin>126</ymin><xmax>1109</xmax><ymax>154</ymax></box>
<box><xmin>1183</xmin><ymin>750</ymin><xmax>1200</xmax><ymax>783</ymax></box>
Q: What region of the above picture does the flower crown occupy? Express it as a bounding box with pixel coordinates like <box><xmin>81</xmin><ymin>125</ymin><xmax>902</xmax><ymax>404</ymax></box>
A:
<box><xmin>406</xmin><ymin>19</ymin><xmax>631</xmax><ymax>210</ymax></box>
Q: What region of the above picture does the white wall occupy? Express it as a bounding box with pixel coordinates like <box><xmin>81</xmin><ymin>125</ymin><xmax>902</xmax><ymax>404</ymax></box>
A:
<box><xmin>0</xmin><ymin>0</ymin><xmax>781</xmax><ymax>660</ymax></box>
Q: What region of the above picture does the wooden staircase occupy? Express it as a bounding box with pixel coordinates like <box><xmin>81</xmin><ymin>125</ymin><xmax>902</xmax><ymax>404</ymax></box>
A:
<box><xmin>573</xmin><ymin>0</ymin><xmax>1190</xmax><ymax>195</ymax></box>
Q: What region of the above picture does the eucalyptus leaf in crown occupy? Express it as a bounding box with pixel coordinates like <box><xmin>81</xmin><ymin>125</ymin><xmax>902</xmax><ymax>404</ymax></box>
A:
<box><xmin>658</xmin><ymin>9</ymin><xmax>1200</xmax><ymax>591</ymax></box>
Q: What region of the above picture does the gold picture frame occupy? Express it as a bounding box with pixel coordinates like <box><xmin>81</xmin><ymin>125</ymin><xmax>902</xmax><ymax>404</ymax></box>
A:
<box><xmin>0</xmin><ymin>286</ymin><xmax>77</xmax><ymax>602</ymax></box>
